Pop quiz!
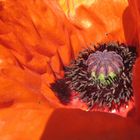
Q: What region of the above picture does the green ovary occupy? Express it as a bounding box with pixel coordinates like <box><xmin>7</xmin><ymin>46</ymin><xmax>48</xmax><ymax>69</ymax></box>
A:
<box><xmin>91</xmin><ymin>71</ymin><xmax>117</xmax><ymax>85</ymax></box>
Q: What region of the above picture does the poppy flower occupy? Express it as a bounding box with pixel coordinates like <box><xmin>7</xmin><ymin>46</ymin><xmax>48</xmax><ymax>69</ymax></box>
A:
<box><xmin>0</xmin><ymin>0</ymin><xmax>140</xmax><ymax>140</ymax></box>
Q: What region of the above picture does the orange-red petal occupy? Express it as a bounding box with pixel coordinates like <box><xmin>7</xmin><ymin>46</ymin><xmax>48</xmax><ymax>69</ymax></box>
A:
<box><xmin>0</xmin><ymin>0</ymin><xmax>140</xmax><ymax>139</ymax></box>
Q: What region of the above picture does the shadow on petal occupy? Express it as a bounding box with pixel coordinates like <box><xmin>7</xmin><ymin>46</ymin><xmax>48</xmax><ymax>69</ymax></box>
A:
<box><xmin>41</xmin><ymin>109</ymin><xmax>140</xmax><ymax>140</ymax></box>
<box><xmin>133</xmin><ymin>58</ymin><xmax>140</xmax><ymax>120</ymax></box>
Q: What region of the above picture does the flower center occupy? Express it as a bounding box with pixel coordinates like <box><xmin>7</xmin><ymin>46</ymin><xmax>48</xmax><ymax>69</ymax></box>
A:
<box><xmin>51</xmin><ymin>43</ymin><xmax>137</xmax><ymax>116</ymax></box>
<box><xmin>87</xmin><ymin>50</ymin><xmax>124</xmax><ymax>86</ymax></box>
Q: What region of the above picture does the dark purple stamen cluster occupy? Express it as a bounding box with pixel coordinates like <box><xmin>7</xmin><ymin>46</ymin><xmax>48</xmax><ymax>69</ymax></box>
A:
<box><xmin>51</xmin><ymin>42</ymin><xmax>137</xmax><ymax>111</ymax></box>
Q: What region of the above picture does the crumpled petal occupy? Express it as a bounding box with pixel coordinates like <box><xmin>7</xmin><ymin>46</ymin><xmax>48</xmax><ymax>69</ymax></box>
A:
<box><xmin>0</xmin><ymin>44</ymin><xmax>54</xmax><ymax>139</ymax></box>
<box><xmin>58</xmin><ymin>0</ymin><xmax>128</xmax><ymax>44</ymax></box>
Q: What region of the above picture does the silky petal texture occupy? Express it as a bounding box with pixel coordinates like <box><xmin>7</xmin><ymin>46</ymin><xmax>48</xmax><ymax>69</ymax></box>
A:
<box><xmin>0</xmin><ymin>104</ymin><xmax>53</xmax><ymax>140</ymax></box>
<box><xmin>133</xmin><ymin>58</ymin><xmax>140</xmax><ymax>120</ymax></box>
<box><xmin>0</xmin><ymin>0</ymin><xmax>140</xmax><ymax>140</ymax></box>
<box><xmin>41</xmin><ymin>109</ymin><xmax>140</xmax><ymax>140</ymax></box>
